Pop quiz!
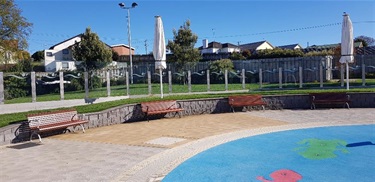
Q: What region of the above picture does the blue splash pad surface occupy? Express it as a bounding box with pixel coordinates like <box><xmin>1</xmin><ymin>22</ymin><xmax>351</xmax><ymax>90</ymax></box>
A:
<box><xmin>163</xmin><ymin>124</ymin><xmax>375</xmax><ymax>182</ymax></box>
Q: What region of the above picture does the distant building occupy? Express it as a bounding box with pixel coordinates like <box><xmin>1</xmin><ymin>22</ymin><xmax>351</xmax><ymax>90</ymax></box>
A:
<box><xmin>44</xmin><ymin>34</ymin><xmax>82</xmax><ymax>72</ymax></box>
<box><xmin>356</xmin><ymin>46</ymin><xmax>375</xmax><ymax>55</ymax></box>
<box><xmin>111</xmin><ymin>44</ymin><xmax>135</xmax><ymax>56</ymax></box>
<box><xmin>239</xmin><ymin>41</ymin><xmax>274</xmax><ymax>53</ymax></box>
<box><xmin>304</xmin><ymin>42</ymin><xmax>363</xmax><ymax>53</ymax></box>
<box><xmin>44</xmin><ymin>34</ymin><xmax>133</xmax><ymax>72</ymax></box>
<box><xmin>198</xmin><ymin>39</ymin><xmax>240</xmax><ymax>54</ymax></box>
<box><xmin>277</xmin><ymin>44</ymin><xmax>303</xmax><ymax>50</ymax></box>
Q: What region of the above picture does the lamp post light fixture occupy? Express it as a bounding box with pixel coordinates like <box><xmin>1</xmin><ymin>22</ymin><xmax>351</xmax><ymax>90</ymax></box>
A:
<box><xmin>119</xmin><ymin>2</ymin><xmax>138</xmax><ymax>84</ymax></box>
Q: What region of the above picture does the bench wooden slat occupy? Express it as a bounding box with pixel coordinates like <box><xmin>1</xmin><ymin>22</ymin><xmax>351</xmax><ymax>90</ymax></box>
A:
<box><xmin>228</xmin><ymin>95</ymin><xmax>266</xmax><ymax>112</ymax></box>
<box><xmin>27</xmin><ymin>109</ymin><xmax>88</xmax><ymax>142</ymax></box>
<box><xmin>141</xmin><ymin>100</ymin><xmax>184</xmax><ymax>121</ymax></box>
<box><xmin>310</xmin><ymin>93</ymin><xmax>350</xmax><ymax>109</ymax></box>
<box><xmin>29</xmin><ymin>120</ymin><xmax>88</xmax><ymax>132</ymax></box>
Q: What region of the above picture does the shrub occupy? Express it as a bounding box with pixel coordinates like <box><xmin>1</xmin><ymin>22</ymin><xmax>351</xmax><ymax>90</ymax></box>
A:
<box><xmin>65</xmin><ymin>79</ymin><xmax>83</xmax><ymax>91</ymax></box>
<box><xmin>4</xmin><ymin>73</ymin><xmax>29</xmax><ymax>99</ymax></box>
<box><xmin>209</xmin><ymin>59</ymin><xmax>234</xmax><ymax>83</ymax></box>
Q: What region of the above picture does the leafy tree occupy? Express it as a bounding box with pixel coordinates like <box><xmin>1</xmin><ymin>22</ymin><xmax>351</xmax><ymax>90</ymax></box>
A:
<box><xmin>31</xmin><ymin>50</ymin><xmax>44</xmax><ymax>61</ymax></box>
<box><xmin>209</xmin><ymin>59</ymin><xmax>234</xmax><ymax>83</ymax></box>
<box><xmin>354</xmin><ymin>35</ymin><xmax>375</xmax><ymax>47</ymax></box>
<box><xmin>230</xmin><ymin>52</ymin><xmax>245</xmax><ymax>60</ymax></box>
<box><xmin>241</xmin><ymin>50</ymin><xmax>251</xmax><ymax>59</ymax></box>
<box><xmin>167</xmin><ymin>20</ymin><xmax>201</xmax><ymax>72</ymax></box>
<box><xmin>304</xmin><ymin>50</ymin><xmax>334</xmax><ymax>57</ymax></box>
<box><xmin>111</xmin><ymin>50</ymin><xmax>119</xmax><ymax>61</ymax></box>
<box><xmin>0</xmin><ymin>0</ymin><xmax>32</xmax><ymax>70</ymax></box>
<box><xmin>16</xmin><ymin>50</ymin><xmax>30</xmax><ymax>60</ymax></box>
<box><xmin>254</xmin><ymin>48</ymin><xmax>304</xmax><ymax>59</ymax></box>
<box><xmin>0</xmin><ymin>0</ymin><xmax>32</xmax><ymax>67</ymax></box>
<box><xmin>72</xmin><ymin>27</ymin><xmax>112</xmax><ymax>72</ymax></box>
<box><xmin>209</xmin><ymin>59</ymin><xmax>234</xmax><ymax>73</ymax></box>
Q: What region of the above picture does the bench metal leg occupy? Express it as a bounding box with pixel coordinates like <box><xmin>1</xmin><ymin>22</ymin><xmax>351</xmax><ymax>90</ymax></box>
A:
<box><xmin>80</xmin><ymin>124</ymin><xmax>86</xmax><ymax>133</ymax></box>
<box><xmin>345</xmin><ymin>102</ymin><xmax>350</xmax><ymax>109</ymax></box>
<box><xmin>311</xmin><ymin>103</ymin><xmax>316</xmax><ymax>110</ymax></box>
<box><xmin>30</xmin><ymin>131</ymin><xmax>42</xmax><ymax>143</ymax></box>
<box><xmin>177</xmin><ymin>111</ymin><xmax>182</xmax><ymax>118</ymax></box>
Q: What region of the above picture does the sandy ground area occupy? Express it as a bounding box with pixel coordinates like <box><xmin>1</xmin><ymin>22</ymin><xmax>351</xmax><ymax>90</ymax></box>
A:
<box><xmin>51</xmin><ymin>112</ymin><xmax>286</xmax><ymax>148</ymax></box>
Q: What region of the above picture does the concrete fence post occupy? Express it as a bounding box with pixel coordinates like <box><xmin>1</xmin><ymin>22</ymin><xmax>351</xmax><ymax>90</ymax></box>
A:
<box><xmin>319</xmin><ymin>63</ymin><xmax>323</xmax><ymax>88</ymax></box>
<box><xmin>59</xmin><ymin>71</ymin><xmax>64</xmax><ymax>100</ymax></box>
<box><xmin>188</xmin><ymin>70</ymin><xmax>191</xmax><ymax>93</ymax></box>
<box><xmin>0</xmin><ymin>72</ymin><xmax>4</xmax><ymax>104</ymax></box>
<box><xmin>259</xmin><ymin>68</ymin><xmax>263</xmax><ymax>88</ymax></box>
<box><xmin>168</xmin><ymin>71</ymin><xmax>172</xmax><ymax>94</ymax></box>
<box><xmin>126</xmin><ymin>70</ymin><xmax>129</xmax><ymax>96</ymax></box>
<box><xmin>148</xmin><ymin>71</ymin><xmax>151</xmax><ymax>95</ymax></box>
<box><xmin>278</xmin><ymin>67</ymin><xmax>282</xmax><ymax>89</ymax></box>
<box><xmin>362</xmin><ymin>55</ymin><xmax>366</xmax><ymax>86</ymax></box>
<box><xmin>207</xmin><ymin>69</ymin><xmax>210</xmax><ymax>92</ymax></box>
<box><xmin>242</xmin><ymin>69</ymin><xmax>245</xmax><ymax>89</ymax></box>
<box><xmin>225</xmin><ymin>69</ymin><xmax>228</xmax><ymax>91</ymax></box>
<box><xmin>31</xmin><ymin>71</ymin><xmax>36</xmax><ymax>103</ymax></box>
<box><xmin>84</xmin><ymin>72</ymin><xmax>89</xmax><ymax>98</ymax></box>
<box><xmin>299</xmin><ymin>66</ymin><xmax>303</xmax><ymax>88</ymax></box>
<box><xmin>106</xmin><ymin>70</ymin><xmax>110</xmax><ymax>97</ymax></box>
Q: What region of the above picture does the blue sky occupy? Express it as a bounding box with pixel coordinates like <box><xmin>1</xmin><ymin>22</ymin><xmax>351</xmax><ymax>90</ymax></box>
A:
<box><xmin>16</xmin><ymin>0</ymin><xmax>375</xmax><ymax>55</ymax></box>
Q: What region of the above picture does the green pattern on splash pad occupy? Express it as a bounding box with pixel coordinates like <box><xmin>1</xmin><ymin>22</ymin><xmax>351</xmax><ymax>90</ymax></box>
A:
<box><xmin>295</xmin><ymin>138</ymin><xmax>348</xmax><ymax>160</ymax></box>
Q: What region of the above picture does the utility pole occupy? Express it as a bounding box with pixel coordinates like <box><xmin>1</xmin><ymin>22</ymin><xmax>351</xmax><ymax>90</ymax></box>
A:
<box><xmin>144</xmin><ymin>39</ymin><xmax>148</xmax><ymax>54</ymax></box>
<box><xmin>212</xmin><ymin>28</ymin><xmax>215</xmax><ymax>41</ymax></box>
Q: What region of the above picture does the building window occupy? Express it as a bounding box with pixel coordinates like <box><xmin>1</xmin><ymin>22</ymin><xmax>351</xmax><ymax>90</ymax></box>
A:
<box><xmin>62</xmin><ymin>62</ymin><xmax>69</xmax><ymax>69</ymax></box>
<box><xmin>46</xmin><ymin>52</ymin><xmax>53</xmax><ymax>57</ymax></box>
<box><xmin>62</xmin><ymin>49</ymin><xmax>69</xmax><ymax>54</ymax></box>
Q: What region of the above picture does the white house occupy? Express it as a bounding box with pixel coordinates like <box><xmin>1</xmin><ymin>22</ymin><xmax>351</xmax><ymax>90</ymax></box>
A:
<box><xmin>277</xmin><ymin>44</ymin><xmax>303</xmax><ymax>50</ymax></box>
<box><xmin>44</xmin><ymin>34</ymin><xmax>81</xmax><ymax>72</ymax></box>
<box><xmin>239</xmin><ymin>41</ymin><xmax>274</xmax><ymax>53</ymax></box>
<box><xmin>199</xmin><ymin>39</ymin><xmax>240</xmax><ymax>54</ymax></box>
<box><xmin>44</xmin><ymin>34</ymin><xmax>129</xmax><ymax>72</ymax></box>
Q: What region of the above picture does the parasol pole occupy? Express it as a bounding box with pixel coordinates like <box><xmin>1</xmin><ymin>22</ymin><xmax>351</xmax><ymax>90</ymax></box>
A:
<box><xmin>160</xmin><ymin>67</ymin><xmax>163</xmax><ymax>98</ymax></box>
<box><xmin>346</xmin><ymin>62</ymin><xmax>349</xmax><ymax>90</ymax></box>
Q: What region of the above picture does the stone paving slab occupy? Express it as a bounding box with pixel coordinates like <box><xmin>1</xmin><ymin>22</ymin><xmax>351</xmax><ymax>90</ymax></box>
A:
<box><xmin>0</xmin><ymin>139</ymin><xmax>164</xmax><ymax>182</ymax></box>
<box><xmin>145</xmin><ymin>137</ymin><xmax>187</xmax><ymax>146</ymax></box>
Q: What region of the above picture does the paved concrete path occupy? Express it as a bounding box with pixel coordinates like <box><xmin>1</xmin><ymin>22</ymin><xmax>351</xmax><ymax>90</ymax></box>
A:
<box><xmin>0</xmin><ymin>96</ymin><xmax>130</xmax><ymax>114</ymax></box>
<box><xmin>0</xmin><ymin>109</ymin><xmax>374</xmax><ymax>182</ymax></box>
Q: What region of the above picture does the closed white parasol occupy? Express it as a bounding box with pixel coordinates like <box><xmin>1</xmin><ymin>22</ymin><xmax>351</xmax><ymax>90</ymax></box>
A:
<box><xmin>339</xmin><ymin>12</ymin><xmax>354</xmax><ymax>90</ymax></box>
<box><xmin>153</xmin><ymin>15</ymin><xmax>166</xmax><ymax>98</ymax></box>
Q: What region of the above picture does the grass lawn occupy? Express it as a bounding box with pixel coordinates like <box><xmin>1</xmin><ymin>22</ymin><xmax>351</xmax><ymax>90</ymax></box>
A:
<box><xmin>4</xmin><ymin>83</ymin><xmax>254</xmax><ymax>104</ymax></box>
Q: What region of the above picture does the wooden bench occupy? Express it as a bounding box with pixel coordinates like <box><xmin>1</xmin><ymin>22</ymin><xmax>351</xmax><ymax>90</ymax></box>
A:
<box><xmin>141</xmin><ymin>100</ymin><xmax>184</xmax><ymax>121</ymax></box>
<box><xmin>27</xmin><ymin>109</ymin><xmax>88</xmax><ymax>142</ymax></box>
<box><xmin>310</xmin><ymin>93</ymin><xmax>350</xmax><ymax>109</ymax></box>
<box><xmin>228</xmin><ymin>95</ymin><xmax>267</xmax><ymax>112</ymax></box>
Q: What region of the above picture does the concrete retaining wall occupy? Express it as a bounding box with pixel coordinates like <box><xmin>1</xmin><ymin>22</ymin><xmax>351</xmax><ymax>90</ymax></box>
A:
<box><xmin>1</xmin><ymin>93</ymin><xmax>374</xmax><ymax>146</ymax></box>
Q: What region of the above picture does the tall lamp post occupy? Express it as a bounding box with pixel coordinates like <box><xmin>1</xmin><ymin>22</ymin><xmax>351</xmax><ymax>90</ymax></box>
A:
<box><xmin>119</xmin><ymin>2</ymin><xmax>137</xmax><ymax>84</ymax></box>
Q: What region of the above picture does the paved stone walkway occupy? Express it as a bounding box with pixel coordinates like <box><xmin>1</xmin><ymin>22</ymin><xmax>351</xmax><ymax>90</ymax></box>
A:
<box><xmin>0</xmin><ymin>96</ymin><xmax>130</xmax><ymax>114</ymax></box>
<box><xmin>0</xmin><ymin>108</ymin><xmax>374</xmax><ymax>182</ymax></box>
